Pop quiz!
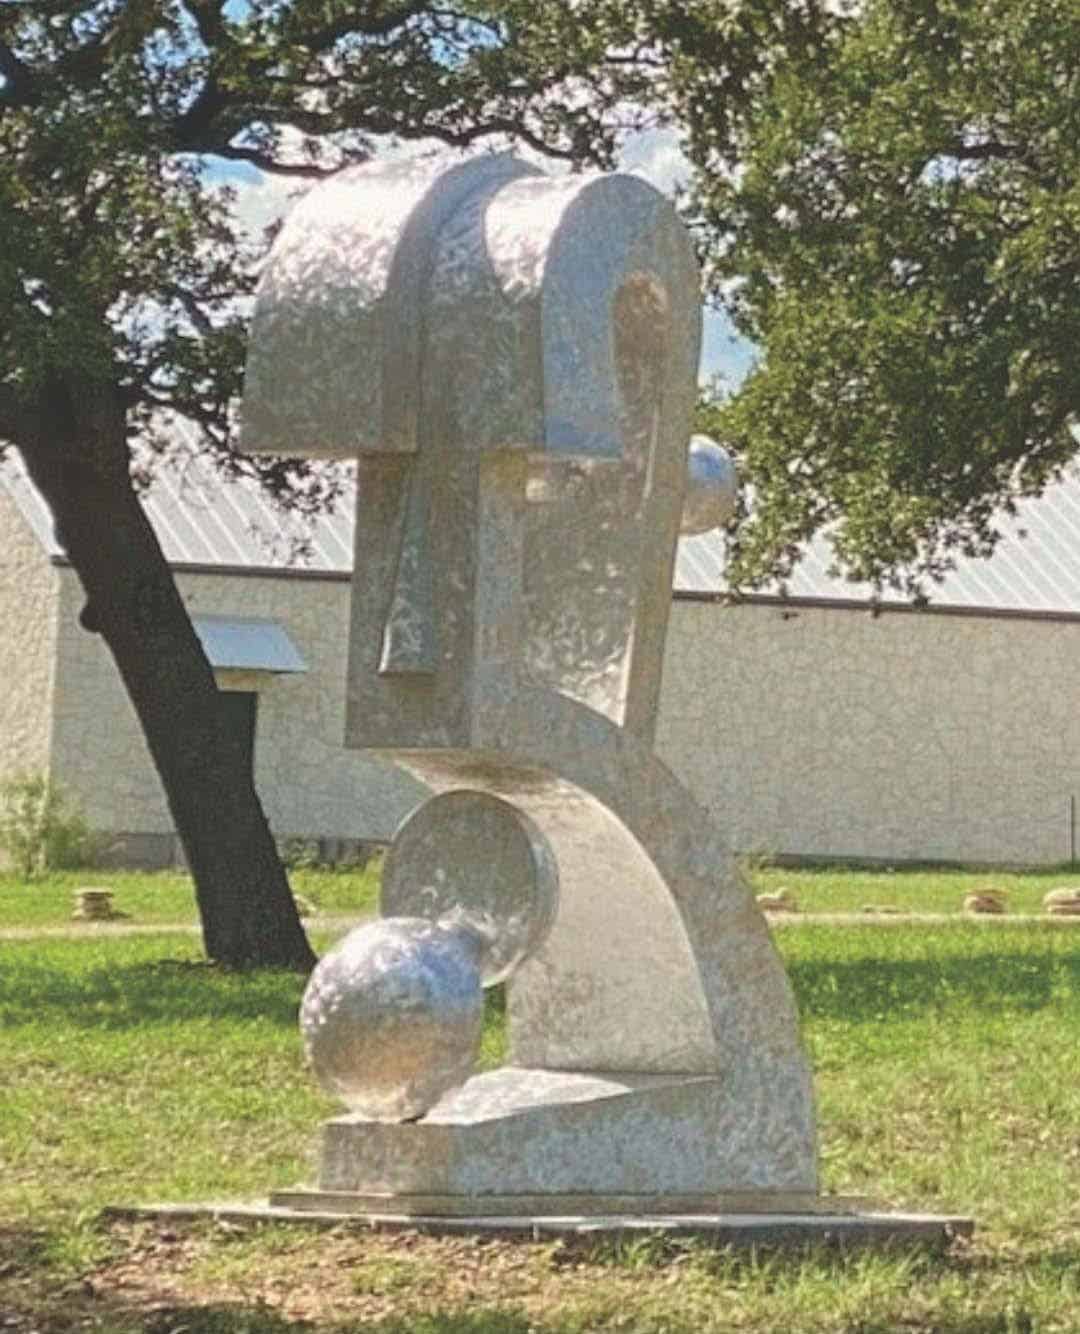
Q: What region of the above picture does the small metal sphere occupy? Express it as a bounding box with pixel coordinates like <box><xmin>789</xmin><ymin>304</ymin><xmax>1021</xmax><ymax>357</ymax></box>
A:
<box><xmin>681</xmin><ymin>435</ymin><xmax>737</xmax><ymax>535</ymax></box>
<box><xmin>300</xmin><ymin>916</ymin><xmax>484</xmax><ymax>1121</ymax></box>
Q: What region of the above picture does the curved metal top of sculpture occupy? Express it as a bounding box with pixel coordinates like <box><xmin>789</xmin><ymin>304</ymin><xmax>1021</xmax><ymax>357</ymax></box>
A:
<box><xmin>243</xmin><ymin>153</ymin><xmax>699</xmax><ymax>463</ymax></box>
<box><xmin>243</xmin><ymin>153</ymin><xmax>818</xmax><ymax>1197</ymax></box>
<box><xmin>245</xmin><ymin>151</ymin><xmax>700</xmax><ymax>747</ymax></box>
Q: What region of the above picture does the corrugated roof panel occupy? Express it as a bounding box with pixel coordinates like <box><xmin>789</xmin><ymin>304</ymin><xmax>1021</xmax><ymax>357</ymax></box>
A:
<box><xmin>146</xmin><ymin>469</ymin><xmax>224</xmax><ymax>565</ymax></box>
<box><xmin>192</xmin><ymin>615</ymin><xmax>307</xmax><ymax>673</ymax></box>
<box><xmin>8</xmin><ymin>441</ymin><xmax>1080</xmax><ymax>615</ymax></box>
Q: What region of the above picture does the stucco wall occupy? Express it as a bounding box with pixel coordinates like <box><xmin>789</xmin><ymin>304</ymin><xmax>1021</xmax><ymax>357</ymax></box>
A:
<box><xmin>50</xmin><ymin>567</ymin><xmax>425</xmax><ymax>854</ymax></box>
<box><xmin>46</xmin><ymin>564</ymin><xmax>1080</xmax><ymax>867</ymax></box>
<box><xmin>0</xmin><ymin>489</ymin><xmax>59</xmax><ymax>780</ymax></box>
<box><xmin>657</xmin><ymin>599</ymin><xmax>1080</xmax><ymax>866</ymax></box>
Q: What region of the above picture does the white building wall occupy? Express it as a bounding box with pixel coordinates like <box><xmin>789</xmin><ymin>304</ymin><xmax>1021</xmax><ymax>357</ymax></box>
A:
<box><xmin>44</xmin><ymin>564</ymin><xmax>1080</xmax><ymax>867</ymax></box>
<box><xmin>657</xmin><ymin>599</ymin><xmax>1080</xmax><ymax>866</ymax></box>
<box><xmin>0</xmin><ymin>490</ymin><xmax>59</xmax><ymax>780</ymax></box>
<box><xmin>50</xmin><ymin>567</ymin><xmax>424</xmax><ymax>858</ymax></box>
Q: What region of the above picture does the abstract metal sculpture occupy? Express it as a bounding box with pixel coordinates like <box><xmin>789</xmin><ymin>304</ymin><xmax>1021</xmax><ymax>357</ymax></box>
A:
<box><xmin>243</xmin><ymin>151</ymin><xmax>818</xmax><ymax>1214</ymax></box>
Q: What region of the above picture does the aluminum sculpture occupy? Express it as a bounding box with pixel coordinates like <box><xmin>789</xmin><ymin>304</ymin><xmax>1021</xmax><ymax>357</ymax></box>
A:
<box><xmin>243</xmin><ymin>151</ymin><xmax>818</xmax><ymax>1214</ymax></box>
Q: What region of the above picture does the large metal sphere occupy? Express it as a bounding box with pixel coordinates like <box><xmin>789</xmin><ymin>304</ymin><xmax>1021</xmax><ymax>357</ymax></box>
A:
<box><xmin>300</xmin><ymin>917</ymin><xmax>484</xmax><ymax>1120</ymax></box>
<box><xmin>681</xmin><ymin>435</ymin><xmax>737</xmax><ymax>535</ymax></box>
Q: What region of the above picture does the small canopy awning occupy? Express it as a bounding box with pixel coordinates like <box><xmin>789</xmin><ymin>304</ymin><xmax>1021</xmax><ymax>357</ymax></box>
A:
<box><xmin>192</xmin><ymin>615</ymin><xmax>307</xmax><ymax>675</ymax></box>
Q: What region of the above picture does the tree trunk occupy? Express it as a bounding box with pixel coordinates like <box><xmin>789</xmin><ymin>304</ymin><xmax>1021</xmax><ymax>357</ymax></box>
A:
<box><xmin>16</xmin><ymin>384</ymin><xmax>316</xmax><ymax>972</ymax></box>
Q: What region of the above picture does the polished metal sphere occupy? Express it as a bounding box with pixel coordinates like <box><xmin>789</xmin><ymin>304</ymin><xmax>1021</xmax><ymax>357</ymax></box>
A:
<box><xmin>300</xmin><ymin>916</ymin><xmax>485</xmax><ymax>1120</ymax></box>
<box><xmin>681</xmin><ymin>435</ymin><xmax>737</xmax><ymax>535</ymax></box>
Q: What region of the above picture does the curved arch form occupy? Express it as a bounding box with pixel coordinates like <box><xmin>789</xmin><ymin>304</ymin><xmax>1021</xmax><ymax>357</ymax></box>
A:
<box><xmin>376</xmin><ymin>681</ymin><xmax>817</xmax><ymax>1192</ymax></box>
<box><xmin>242</xmin><ymin>153</ymin><xmax>536</xmax><ymax>458</ymax></box>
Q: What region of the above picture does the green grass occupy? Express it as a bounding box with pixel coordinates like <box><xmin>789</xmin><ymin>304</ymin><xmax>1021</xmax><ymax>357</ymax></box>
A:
<box><xmin>752</xmin><ymin>864</ymin><xmax>1080</xmax><ymax>916</ymax></box>
<box><xmin>0</xmin><ymin>864</ymin><xmax>381</xmax><ymax>929</ymax></box>
<box><xmin>783</xmin><ymin>923</ymin><xmax>1080</xmax><ymax>1243</ymax></box>
<box><xmin>1</xmin><ymin>932</ymin><xmax>508</xmax><ymax>1229</ymax></box>
<box><xmin>2</xmin><ymin>861</ymin><xmax>1076</xmax><ymax>931</ymax></box>
<box><xmin>4</xmin><ymin>880</ymin><xmax>1080</xmax><ymax>1330</ymax></box>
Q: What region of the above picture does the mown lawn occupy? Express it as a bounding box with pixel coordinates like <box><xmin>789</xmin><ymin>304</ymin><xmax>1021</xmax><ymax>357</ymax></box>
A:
<box><xmin>2</xmin><ymin>900</ymin><xmax>1079</xmax><ymax>1332</ymax></box>
<box><xmin>3</xmin><ymin>859</ymin><xmax>1078</xmax><ymax>931</ymax></box>
<box><xmin>0</xmin><ymin>865</ymin><xmax>381</xmax><ymax>930</ymax></box>
<box><xmin>751</xmin><ymin>864</ymin><xmax>1080</xmax><ymax>917</ymax></box>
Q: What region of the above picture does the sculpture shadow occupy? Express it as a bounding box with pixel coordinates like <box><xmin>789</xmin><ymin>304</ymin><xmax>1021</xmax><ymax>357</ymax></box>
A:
<box><xmin>0</xmin><ymin>957</ymin><xmax>507</xmax><ymax>1039</ymax></box>
<box><xmin>4</xmin><ymin>1267</ymin><xmax>1059</xmax><ymax>1334</ymax></box>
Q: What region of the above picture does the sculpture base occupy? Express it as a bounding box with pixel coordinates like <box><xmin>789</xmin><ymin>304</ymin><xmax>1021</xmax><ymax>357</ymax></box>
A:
<box><xmin>317</xmin><ymin>1066</ymin><xmax>816</xmax><ymax>1198</ymax></box>
<box><xmin>270</xmin><ymin>1187</ymin><xmax>870</xmax><ymax>1219</ymax></box>
<box><xmin>108</xmin><ymin>1200</ymin><xmax>974</xmax><ymax>1251</ymax></box>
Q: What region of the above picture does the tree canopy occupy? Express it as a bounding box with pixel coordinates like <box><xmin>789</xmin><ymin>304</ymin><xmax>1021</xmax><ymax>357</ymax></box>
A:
<box><xmin>0</xmin><ymin>0</ymin><xmax>657</xmax><ymax>482</ymax></box>
<box><xmin>674</xmin><ymin>0</ymin><xmax>1080</xmax><ymax>596</ymax></box>
<box><xmin>0</xmin><ymin>0</ymin><xmax>659</xmax><ymax>967</ymax></box>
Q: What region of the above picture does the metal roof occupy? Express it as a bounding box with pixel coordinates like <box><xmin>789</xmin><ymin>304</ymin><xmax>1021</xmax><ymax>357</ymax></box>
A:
<box><xmin>192</xmin><ymin>615</ymin><xmax>307</xmax><ymax>674</ymax></box>
<box><xmin>7</xmin><ymin>423</ymin><xmax>1080</xmax><ymax>616</ymax></box>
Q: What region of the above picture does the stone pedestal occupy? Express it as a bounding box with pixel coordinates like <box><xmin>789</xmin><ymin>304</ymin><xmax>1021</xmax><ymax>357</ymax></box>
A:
<box><xmin>274</xmin><ymin>1066</ymin><xmax>818</xmax><ymax>1216</ymax></box>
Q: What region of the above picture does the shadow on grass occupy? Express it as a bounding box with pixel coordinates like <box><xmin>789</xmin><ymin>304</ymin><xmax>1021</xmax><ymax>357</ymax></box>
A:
<box><xmin>2</xmin><ymin>1293</ymin><xmax>1053</xmax><ymax>1334</ymax></box>
<box><xmin>787</xmin><ymin>948</ymin><xmax>1080</xmax><ymax>1023</ymax></box>
<box><xmin>0</xmin><ymin>961</ymin><xmax>507</xmax><ymax>1036</ymax></box>
<box><xmin>5</xmin><ymin>1224</ymin><xmax>1073</xmax><ymax>1334</ymax></box>
<box><xmin>0</xmin><ymin>958</ymin><xmax>306</xmax><ymax>1031</ymax></box>
<box><xmin>0</xmin><ymin>1223</ymin><xmax>50</xmax><ymax>1274</ymax></box>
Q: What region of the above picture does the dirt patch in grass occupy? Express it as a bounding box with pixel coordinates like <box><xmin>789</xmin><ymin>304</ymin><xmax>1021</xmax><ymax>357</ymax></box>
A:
<box><xmin>4</xmin><ymin>1218</ymin><xmax>1078</xmax><ymax>1334</ymax></box>
<box><xmin>0</xmin><ymin>1220</ymin><xmax>628</xmax><ymax>1331</ymax></box>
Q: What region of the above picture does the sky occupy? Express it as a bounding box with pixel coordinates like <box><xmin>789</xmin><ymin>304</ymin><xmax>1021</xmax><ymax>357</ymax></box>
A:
<box><xmin>229</xmin><ymin>126</ymin><xmax>756</xmax><ymax>388</ymax></box>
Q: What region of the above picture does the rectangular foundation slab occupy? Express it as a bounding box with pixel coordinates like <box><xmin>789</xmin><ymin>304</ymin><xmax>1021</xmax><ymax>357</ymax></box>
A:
<box><xmin>108</xmin><ymin>1200</ymin><xmax>974</xmax><ymax>1250</ymax></box>
<box><xmin>270</xmin><ymin>1188</ymin><xmax>872</xmax><ymax>1219</ymax></box>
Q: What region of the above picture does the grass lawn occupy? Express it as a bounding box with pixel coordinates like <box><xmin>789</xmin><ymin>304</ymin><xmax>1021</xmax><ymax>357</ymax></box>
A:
<box><xmin>3</xmin><ymin>860</ymin><xmax>1079</xmax><ymax>932</ymax></box>
<box><xmin>751</xmin><ymin>863</ymin><xmax>1080</xmax><ymax>917</ymax></box>
<box><xmin>0</xmin><ymin>865</ymin><xmax>382</xmax><ymax>931</ymax></box>
<box><xmin>2</xmin><ymin>877</ymin><xmax>1080</xmax><ymax>1331</ymax></box>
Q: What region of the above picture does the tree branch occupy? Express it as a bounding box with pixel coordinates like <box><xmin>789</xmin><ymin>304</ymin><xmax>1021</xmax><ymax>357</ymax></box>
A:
<box><xmin>170</xmin><ymin>71</ymin><xmax>228</xmax><ymax>149</ymax></box>
<box><xmin>946</xmin><ymin>137</ymin><xmax>1023</xmax><ymax>163</ymax></box>
<box><xmin>208</xmin><ymin>143</ymin><xmax>341</xmax><ymax>176</ymax></box>
<box><xmin>0</xmin><ymin>383</ymin><xmax>40</xmax><ymax>447</ymax></box>
<box><xmin>439</xmin><ymin>117</ymin><xmax>581</xmax><ymax>161</ymax></box>
<box><xmin>182</xmin><ymin>0</ymin><xmax>229</xmax><ymax>51</ymax></box>
<box><xmin>162</xmin><ymin>285</ymin><xmax>215</xmax><ymax>336</ymax></box>
<box><xmin>282</xmin><ymin>1</ymin><xmax>430</xmax><ymax>53</ymax></box>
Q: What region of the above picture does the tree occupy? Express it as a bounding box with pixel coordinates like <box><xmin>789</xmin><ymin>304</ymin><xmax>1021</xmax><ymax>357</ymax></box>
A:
<box><xmin>0</xmin><ymin>1</ymin><xmax>657</xmax><ymax>968</ymax></box>
<box><xmin>667</xmin><ymin>0</ymin><xmax>1080</xmax><ymax>596</ymax></box>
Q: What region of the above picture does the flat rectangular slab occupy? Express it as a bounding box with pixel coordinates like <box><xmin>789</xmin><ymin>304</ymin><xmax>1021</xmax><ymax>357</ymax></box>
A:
<box><xmin>106</xmin><ymin>1200</ymin><xmax>974</xmax><ymax>1250</ymax></box>
<box><xmin>269</xmin><ymin>1188</ymin><xmax>876</xmax><ymax>1219</ymax></box>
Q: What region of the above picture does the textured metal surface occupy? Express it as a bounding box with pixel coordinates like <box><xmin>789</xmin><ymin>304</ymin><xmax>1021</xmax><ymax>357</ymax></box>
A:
<box><xmin>299</xmin><ymin>917</ymin><xmax>484</xmax><ymax>1121</ymax></box>
<box><xmin>316</xmin><ymin>1067</ymin><xmax>815</xmax><ymax>1197</ymax></box>
<box><xmin>381</xmin><ymin>791</ymin><xmax>559</xmax><ymax>986</ymax></box>
<box><xmin>382</xmin><ymin>735</ymin><xmax>820</xmax><ymax>1193</ymax></box>
<box><xmin>242</xmin><ymin>151</ymin><xmax>819</xmax><ymax>1194</ymax></box>
<box><xmin>681</xmin><ymin>436</ymin><xmax>737</xmax><ymax>536</ymax></box>
<box><xmin>243</xmin><ymin>153</ymin><xmax>703</xmax><ymax>751</ymax></box>
<box><xmin>243</xmin><ymin>154</ymin><xmax>536</xmax><ymax>459</ymax></box>
<box><xmin>191</xmin><ymin>615</ymin><xmax>306</xmax><ymax>674</ymax></box>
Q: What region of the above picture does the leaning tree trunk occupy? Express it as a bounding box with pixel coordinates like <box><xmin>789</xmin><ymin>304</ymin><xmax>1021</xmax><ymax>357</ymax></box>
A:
<box><xmin>16</xmin><ymin>381</ymin><xmax>316</xmax><ymax>972</ymax></box>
